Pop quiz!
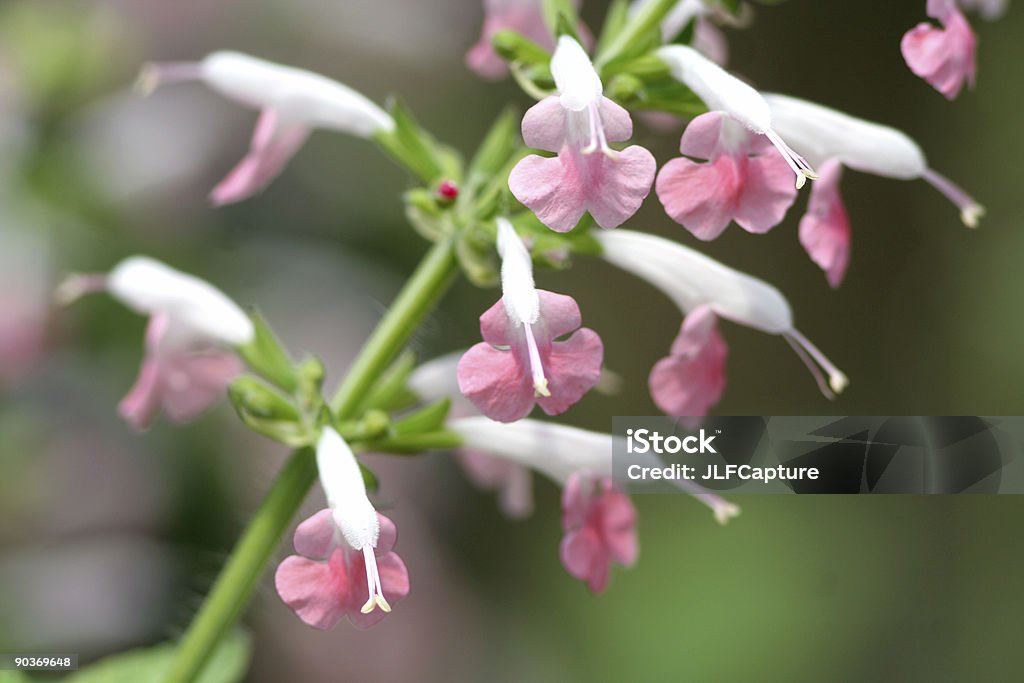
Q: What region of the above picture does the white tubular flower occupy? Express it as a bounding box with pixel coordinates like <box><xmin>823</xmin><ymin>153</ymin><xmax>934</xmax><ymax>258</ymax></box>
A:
<box><xmin>656</xmin><ymin>45</ymin><xmax>816</xmax><ymax>188</ymax></box>
<box><xmin>316</xmin><ymin>427</ymin><xmax>390</xmax><ymax>614</ymax></box>
<box><xmin>496</xmin><ymin>217</ymin><xmax>548</xmax><ymax>397</ymax></box>
<box><xmin>764</xmin><ymin>93</ymin><xmax>984</xmax><ymax>227</ymax></box>
<box><xmin>56</xmin><ymin>256</ymin><xmax>253</xmax><ymax>430</ymax></box>
<box><xmin>597</xmin><ymin>230</ymin><xmax>849</xmax><ymax>400</ymax></box>
<box><xmin>137</xmin><ymin>51</ymin><xmax>394</xmax><ymax>205</ymax></box>
<box><xmin>451</xmin><ymin>416</ymin><xmax>739</xmax><ymax>524</ymax></box>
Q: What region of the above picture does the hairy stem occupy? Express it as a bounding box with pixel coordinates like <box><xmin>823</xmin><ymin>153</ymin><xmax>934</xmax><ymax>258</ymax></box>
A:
<box><xmin>163</xmin><ymin>236</ymin><xmax>459</xmax><ymax>683</ymax></box>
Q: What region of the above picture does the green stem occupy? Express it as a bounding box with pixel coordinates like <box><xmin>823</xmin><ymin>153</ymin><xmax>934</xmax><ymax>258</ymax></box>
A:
<box><xmin>594</xmin><ymin>0</ymin><xmax>677</xmax><ymax>68</ymax></box>
<box><xmin>330</xmin><ymin>237</ymin><xmax>458</xmax><ymax>418</ymax></box>
<box><xmin>163</xmin><ymin>236</ymin><xmax>459</xmax><ymax>683</ymax></box>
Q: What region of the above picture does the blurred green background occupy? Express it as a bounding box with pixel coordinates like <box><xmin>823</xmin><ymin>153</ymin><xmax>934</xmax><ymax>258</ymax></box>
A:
<box><xmin>1</xmin><ymin>1</ymin><xmax>1023</xmax><ymax>681</ymax></box>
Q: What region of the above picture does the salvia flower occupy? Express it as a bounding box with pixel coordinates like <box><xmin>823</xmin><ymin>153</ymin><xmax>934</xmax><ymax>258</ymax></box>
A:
<box><xmin>656</xmin><ymin>45</ymin><xmax>816</xmax><ymax>189</ymax></box>
<box><xmin>457</xmin><ymin>218</ymin><xmax>603</xmax><ymax>422</ymax></box>
<box><xmin>764</xmin><ymin>93</ymin><xmax>984</xmax><ymax>283</ymax></box>
<box><xmin>655</xmin><ymin>111</ymin><xmax>798</xmax><ymax>240</ymax></box>
<box><xmin>467</xmin><ymin>0</ymin><xmax>566</xmax><ymax>79</ymax></box>
<box><xmin>275</xmin><ymin>428</ymin><xmax>409</xmax><ymax>629</ymax></box>
<box><xmin>138</xmin><ymin>51</ymin><xmax>394</xmax><ymax>205</ymax></box>
<box><xmin>451</xmin><ymin>417</ymin><xmax>739</xmax><ymax>588</ymax></box>
<box><xmin>409</xmin><ymin>352</ymin><xmax>534</xmax><ymax>518</ymax></box>
<box><xmin>560</xmin><ymin>471</ymin><xmax>638</xmax><ymax>593</ymax></box>
<box><xmin>508</xmin><ymin>36</ymin><xmax>656</xmax><ymax>232</ymax></box>
<box><xmin>902</xmin><ymin>0</ymin><xmax>977</xmax><ymax>100</ymax></box>
<box><xmin>597</xmin><ymin>230</ymin><xmax>848</xmax><ymax>416</ymax></box>
<box><xmin>57</xmin><ymin>256</ymin><xmax>253</xmax><ymax>430</ymax></box>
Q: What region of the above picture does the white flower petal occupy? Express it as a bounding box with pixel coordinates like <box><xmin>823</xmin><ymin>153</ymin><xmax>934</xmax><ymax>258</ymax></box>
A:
<box><xmin>316</xmin><ymin>427</ymin><xmax>380</xmax><ymax>551</ymax></box>
<box><xmin>551</xmin><ymin>36</ymin><xmax>603</xmax><ymax>112</ymax></box>
<box><xmin>497</xmin><ymin>218</ymin><xmax>539</xmax><ymax>326</ymax></box>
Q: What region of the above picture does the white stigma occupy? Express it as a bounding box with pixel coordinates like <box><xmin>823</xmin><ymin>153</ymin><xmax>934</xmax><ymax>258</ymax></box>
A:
<box><xmin>497</xmin><ymin>219</ymin><xmax>549</xmax><ymax>397</ymax></box>
<box><xmin>784</xmin><ymin>329</ymin><xmax>849</xmax><ymax>400</ymax></box>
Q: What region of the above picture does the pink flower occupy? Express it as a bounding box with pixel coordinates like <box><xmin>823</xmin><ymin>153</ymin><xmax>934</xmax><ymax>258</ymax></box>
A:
<box><xmin>559</xmin><ymin>472</ymin><xmax>637</xmax><ymax>593</ymax></box>
<box><xmin>655</xmin><ymin>111</ymin><xmax>798</xmax><ymax>240</ymax></box>
<box><xmin>275</xmin><ymin>509</ymin><xmax>409</xmax><ymax>630</ymax></box>
<box><xmin>798</xmin><ymin>159</ymin><xmax>851</xmax><ymax>289</ymax></box>
<box><xmin>902</xmin><ymin>0</ymin><xmax>977</xmax><ymax>100</ymax></box>
<box><xmin>137</xmin><ymin>52</ymin><xmax>393</xmax><ymax>205</ymax></box>
<box><xmin>648</xmin><ymin>306</ymin><xmax>727</xmax><ymax>418</ymax></box>
<box><xmin>457</xmin><ymin>219</ymin><xmax>603</xmax><ymax>422</ymax></box>
<box><xmin>467</xmin><ymin>0</ymin><xmax>556</xmax><ymax>79</ymax></box>
<box><xmin>57</xmin><ymin>256</ymin><xmax>254</xmax><ymax>430</ymax></box>
<box><xmin>509</xmin><ymin>37</ymin><xmax>656</xmax><ymax>232</ymax></box>
<box><xmin>456</xmin><ymin>450</ymin><xmax>534</xmax><ymax>518</ymax></box>
<box><xmin>119</xmin><ymin>314</ymin><xmax>243</xmax><ymax>430</ymax></box>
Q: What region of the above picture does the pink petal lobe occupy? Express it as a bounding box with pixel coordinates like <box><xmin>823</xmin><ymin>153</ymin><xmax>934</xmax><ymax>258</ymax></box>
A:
<box><xmin>456</xmin><ymin>341</ymin><xmax>535</xmax><ymax>422</ymax></box>
<box><xmin>537</xmin><ymin>327</ymin><xmax>603</xmax><ymax>416</ymax></box>
<box><xmin>274</xmin><ymin>552</ymin><xmax>348</xmax><ymax>630</ymax></box>
<box><xmin>799</xmin><ymin>159</ymin><xmax>851</xmax><ymax>288</ymax></box>
<box><xmin>599</xmin><ymin>486</ymin><xmax>639</xmax><ymax>567</ymax></box>
<box><xmin>521</xmin><ymin>96</ymin><xmax>568</xmax><ymax>152</ymax></box>
<box><xmin>210</xmin><ymin>109</ymin><xmax>312</xmax><ymax>206</ymax></box>
<box><xmin>347</xmin><ymin>551</ymin><xmax>410</xmax><ymax>630</ymax></box>
<box><xmin>376</xmin><ymin>514</ymin><xmax>398</xmax><ymax>554</ymax></box>
<box><xmin>293</xmin><ymin>509</ymin><xmax>337</xmax><ymax>559</ymax></box>
<box><xmin>901</xmin><ymin>3</ymin><xmax>977</xmax><ymax>100</ymax></box>
<box><xmin>678</xmin><ymin>111</ymin><xmax>728</xmax><ymax>159</ymax></box>
<box><xmin>160</xmin><ymin>352</ymin><xmax>242</xmax><ymax>423</ymax></box>
<box><xmin>733</xmin><ymin>154</ymin><xmax>799</xmax><ymax>234</ymax></box>
<box><xmin>656</xmin><ymin>155</ymin><xmax>739</xmax><ymax>240</ymax></box>
<box><xmin>599</xmin><ymin>98</ymin><xmax>634</xmax><ymax>143</ymax></box>
<box><xmin>118</xmin><ymin>357</ymin><xmax>163</xmax><ymax>431</ymax></box>
<box><xmin>478</xmin><ymin>298</ymin><xmax>516</xmax><ymax>347</ymax></box>
<box><xmin>585</xmin><ymin>145</ymin><xmax>657</xmax><ymax>230</ymax></box>
<box><xmin>649</xmin><ymin>306</ymin><xmax>728</xmax><ymax>418</ymax></box>
<box><xmin>457</xmin><ymin>450</ymin><xmax>535</xmax><ymax>518</ymax></box>
<box><xmin>508</xmin><ymin>152</ymin><xmax>588</xmax><ymax>233</ymax></box>
<box><xmin>535</xmin><ymin>290</ymin><xmax>582</xmax><ymax>339</ymax></box>
<box><xmin>560</xmin><ymin>528</ymin><xmax>608</xmax><ymax>592</ymax></box>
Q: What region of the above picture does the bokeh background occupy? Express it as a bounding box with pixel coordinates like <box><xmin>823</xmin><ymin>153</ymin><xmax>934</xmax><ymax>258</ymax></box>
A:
<box><xmin>1</xmin><ymin>1</ymin><xmax>1023</xmax><ymax>681</ymax></box>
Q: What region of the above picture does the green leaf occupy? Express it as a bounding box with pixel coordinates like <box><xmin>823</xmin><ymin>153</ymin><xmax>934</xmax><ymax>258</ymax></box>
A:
<box><xmin>360</xmin><ymin>351</ymin><xmax>419</xmax><ymax>413</ymax></box>
<box><xmin>541</xmin><ymin>0</ymin><xmax>579</xmax><ymax>39</ymax></box>
<box><xmin>490</xmin><ymin>29</ymin><xmax>551</xmax><ymax>67</ymax></box>
<box><xmin>392</xmin><ymin>398</ymin><xmax>452</xmax><ymax>437</ymax></box>
<box><xmin>63</xmin><ymin>631</ymin><xmax>251</xmax><ymax>683</ymax></box>
<box><xmin>238</xmin><ymin>311</ymin><xmax>297</xmax><ymax>393</ymax></box>
<box><xmin>466</xmin><ymin>108</ymin><xmax>522</xmax><ymax>194</ymax></box>
<box><xmin>375</xmin><ymin>98</ymin><xmax>460</xmax><ymax>184</ymax></box>
<box><xmin>595</xmin><ymin>0</ymin><xmax>632</xmax><ymax>57</ymax></box>
<box><xmin>228</xmin><ymin>377</ymin><xmax>309</xmax><ymax>447</ymax></box>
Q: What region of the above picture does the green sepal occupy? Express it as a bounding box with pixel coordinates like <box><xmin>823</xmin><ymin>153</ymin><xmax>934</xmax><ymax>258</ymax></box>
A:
<box><xmin>361</xmin><ymin>351</ymin><xmax>420</xmax><ymax>413</ymax></box>
<box><xmin>367</xmin><ymin>429</ymin><xmax>464</xmax><ymax>455</ymax></box>
<box><xmin>237</xmin><ymin>311</ymin><xmax>297</xmax><ymax>393</ymax></box>
<box><xmin>491</xmin><ymin>29</ymin><xmax>551</xmax><ymax>68</ymax></box>
<box><xmin>392</xmin><ymin>398</ymin><xmax>451</xmax><ymax>437</ymax></box>
<box><xmin>542</xmin><ymin>0</ymin><xmax>580</xmax><ymax>41</ymax></box>
<box><xmin>375</xmin><ymin>98</ymin><xmax>461</xmax><ymax>183</ymax></box>
<box><xmin>466</xmin><ymin>108</ymin><xmax>522</xmax><ymax>194</ymax></box>
<box><xmin>404</xmin><ymin>187</ymin><xmax>452</xmax><ymax>242</ymax></box>
<box><xmin>457</xmin><ymin>228</ymin><xmax>500</xmax><ymax>287</ymax></box>
<box><xmin>595</xmin><ymin>0</ymin><xmax>632</xmax><ymax>57</ymax></box>
<box><xmin>228</xmin><ymin>377</ymin><xmax>309</xmax><ymax>447</ymax></box>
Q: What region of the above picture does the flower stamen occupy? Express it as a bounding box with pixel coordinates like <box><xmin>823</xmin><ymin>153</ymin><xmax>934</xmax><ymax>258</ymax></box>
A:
<box><xmin>784</xmin><ymin>329</ymin><xmax>849</xmax><ymax>399</ymax></box>
<box><xmin>359</xmin><ymin>545</ymin><xmax>391</xmax><ymax>614</ymax></box>
<box><xmin>523</xmin><ymin>322</ymin><xmax>550</xmax><ymax>397</ymax></box>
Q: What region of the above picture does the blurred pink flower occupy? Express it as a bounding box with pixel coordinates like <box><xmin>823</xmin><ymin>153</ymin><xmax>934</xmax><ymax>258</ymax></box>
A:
<box><xmin>119</xmin><ymin>313</ymin><xmax>242</xmax><ymax>430</ymax></box>
<box><xmin>58</xmin><ymin>256</ymin><xmax>253</xmax><ymax>429</ymax></box>
<box><xmin>798</xmin><ymin>159</ymin><xmax>851</xmax><ymax>289</ymax></box>
<box><xmin>559</xmin><ymin>472</ymin><xmax>637</xmax><ymax>594</ymax></box>
<box><xmin>902</xmin><ymin>0</ymin><xmax>977</xmax><ymax>100</ymax></box>
<box><xmin>138</xmin><ymin>52</ymin><xmax>394</xmax><ymax>205</ymax></box>
<box><xmin>648</xmin><ymin>305</ymin><xmax>727</xmax><ymax>418</ymax></box>
<box><xmin>457</xmin><ymin>219</ymin><xmax>602</xmax><ymax>422</ymax></box>
<box><xmin>509</xmin><ymin>37</ymin><xmax>655</xmax><ymax>232</ymax></box>
<box><xmin>656</xmin><ymin>111</ymin><xmax>797</xmax><ymax>240</ymax></box>
<box><xmin>275</xmin><ymin>509</ymin><xmax>409</xmax><ymax>630</ymax></box>
<box><xmin>598</xmin><ymin>230</ymin><xmax>849</xmax><ymax>411</ymax></box>
<box><xmin>467</xmin><ymin>0</ymin><xmax>557</xmax><ymax>79</ymax></box>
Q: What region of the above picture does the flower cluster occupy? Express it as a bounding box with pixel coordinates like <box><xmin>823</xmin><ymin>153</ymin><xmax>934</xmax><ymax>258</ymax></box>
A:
<box><xmin>54</xmin><ymin>0</ymin><xmax>999</xmax><ymax>648</ymax></box>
